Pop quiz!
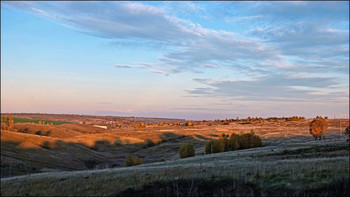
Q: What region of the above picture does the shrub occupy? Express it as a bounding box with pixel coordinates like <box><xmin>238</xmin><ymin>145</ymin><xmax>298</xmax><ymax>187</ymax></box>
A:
<box><xmin>179</xmin><ymin>144</ymin><xmax>195</xmax><ymax>158</ymax></box>
<box><xmin>125</xmin><ymin>155</ymin><xmax>143</xmax><ymax>167</ymax></box>
<box><xmin>309</xmin><ymin>118</ymin><xmax>328</xmax><ymax>140</ymax></box>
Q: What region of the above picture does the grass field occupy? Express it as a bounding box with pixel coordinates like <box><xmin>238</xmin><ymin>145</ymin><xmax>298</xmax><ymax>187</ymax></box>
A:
<box><xmin>1</xmin><ymin>117</ymin><xmax>349</xmax><ymax>196</ymax></box>
<box><xmin>12</xmin><ymin>117</ymin><xmax>72</xmax><ymax>125</ymax></box>
<box><xmin>1</xmin><ymin>135</ymin><xmax>348</xmax><ymax>196</ymax></box>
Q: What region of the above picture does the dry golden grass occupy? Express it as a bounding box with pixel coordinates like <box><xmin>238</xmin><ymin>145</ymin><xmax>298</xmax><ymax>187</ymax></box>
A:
<box><xmin>1</xmin><ymin>118</ymin><xmax>349</xmax><ymax>180</ymax></box>
<box><xmin>1</xmin><ymin>130</ymin><xmax>59</xmax><ymax>149</ymax></box>
<box><xmin>1</xmin><ymin>134</ymin><xmax>348</xmax><ymax>196</ymax></box>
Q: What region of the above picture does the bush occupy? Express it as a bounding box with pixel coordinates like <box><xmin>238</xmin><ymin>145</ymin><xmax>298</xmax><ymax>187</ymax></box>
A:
<box><xmin>125</xmin><ymin>155</ymin><xmax>143</xmax><ymax>167</ymax></box>
<box><xmin>179</xmin><ymin>144</ymin><xmax>195</xmax><ymax>158</ymax></box>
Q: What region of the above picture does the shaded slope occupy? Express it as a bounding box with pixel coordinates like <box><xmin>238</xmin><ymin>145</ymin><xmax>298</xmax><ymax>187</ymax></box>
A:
<box><xmin>1</xmin><ymin>135</ymin><xmax>348</xmax><ymax>196</ymax></box>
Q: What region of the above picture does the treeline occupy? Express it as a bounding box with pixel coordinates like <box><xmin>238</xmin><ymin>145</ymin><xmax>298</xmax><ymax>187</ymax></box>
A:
<box><xmin>205</xmin><ymin>131</ymin><xmax>262</xmax><ymax>154</ymax></box>
<box><xmin>213</xmin><ymin>116</ymin><xmax>306</xmax><ymax>125</ymax></box>
<box><xmin>128</xmin><ymin>115</ymin><xmax>307</xmax><ymax>128</ymax></box>
<box><xmin>118</xmin><ymin>121</ymin><xmax>194</xmax><ymax>129</ymax></box>
<box><xmin>114</xmin><ymin>115</ymin><xmax>308</xmax><ymax>128</ymax></box>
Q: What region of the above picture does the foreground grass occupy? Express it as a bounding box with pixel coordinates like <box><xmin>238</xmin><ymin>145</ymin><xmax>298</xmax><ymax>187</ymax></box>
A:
<box><xmin>1</xmin><ymin>138</ymin><xmax>349</xmax><ymax>196</ymax></box>
<box><xmin>12</xmin><ymin>117</ymin><xmax>71</xmax><ymax>125</ymax></box>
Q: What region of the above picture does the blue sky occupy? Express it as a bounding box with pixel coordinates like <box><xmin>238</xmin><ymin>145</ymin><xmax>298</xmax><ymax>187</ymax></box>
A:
<box><xmin>1</xmin><ymin>1</ymin><xmax>349</xmax><ymax>120</ymax></box>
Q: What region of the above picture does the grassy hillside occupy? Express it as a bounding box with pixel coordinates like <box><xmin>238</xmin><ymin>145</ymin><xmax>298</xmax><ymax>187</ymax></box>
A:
<box><xmin>1</xmin><ymin>118</ymin><xmax>349</xmax><ymax>196</ymax></box>
<box><xmin>1</xmin><ymin>123</ymin><xmax>199</xmax><ymax>177</ymax></box>
<box><xmin>1</xmin><ymin>134</ymin><xmax>349</xmax><ymax>196</ymax></box>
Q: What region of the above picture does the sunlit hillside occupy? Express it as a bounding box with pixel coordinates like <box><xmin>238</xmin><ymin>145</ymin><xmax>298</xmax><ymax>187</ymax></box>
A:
<box><xmin>1</xmin><ymin>113</ymin><xmax>349</xmax><ymax>196</ymax></box>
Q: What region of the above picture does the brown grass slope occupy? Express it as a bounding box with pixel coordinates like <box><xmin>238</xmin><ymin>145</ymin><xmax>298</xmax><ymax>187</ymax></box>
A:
<box><xmin>1</xmin><ymin>119</ymin><xmax>349</xmax><ymax>178</ymax></box>
<box><xmin>1</xmin><ymin>133</ymin><xmax>349</xmax><ymax>196</ymax></box>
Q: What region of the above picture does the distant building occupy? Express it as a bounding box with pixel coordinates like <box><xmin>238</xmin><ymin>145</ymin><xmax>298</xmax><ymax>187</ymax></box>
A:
<box><xmin>93</xmin><ymin>125</ymin><xmax>107</xmax><ymax>129</ymax></box>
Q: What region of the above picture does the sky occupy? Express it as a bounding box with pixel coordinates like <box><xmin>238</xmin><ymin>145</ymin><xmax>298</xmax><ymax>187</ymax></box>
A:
<box><xmin>1</xmin><ymin>1</ymin><xmax>349</xmax><ymax>120</ymax></box>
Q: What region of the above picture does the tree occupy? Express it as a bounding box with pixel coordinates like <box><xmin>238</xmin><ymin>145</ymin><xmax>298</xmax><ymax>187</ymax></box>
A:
<box><xmin>251</xmin><ymin>134</ymin><xmax>263</xmax><ymax>147</ymax></box>
<box><xmin>238</xmin><ymin>133</ymin><xmax>252</xmax><ymax>149</ymax></box>
<box><xmin>205</xmin><ymin>138</ymin><xmax>226</xmax><ymax>154</ymax></box>
<box><xmin>205</xmin><ymin>140</ymin><xmax>213</xmax><ymax>154</ymax></box>
<box><xmin>185</xmin><ymin>121</ymin><xmax>193</xmax><ymax>126</ymax></box>
<box><xmin>237</xmin><ymin>130</ymin><xmax>262</xmax><ymax>149</ymax></box>
<box><xmin>227</xmin><ymin>134</ymin><xmax>240</xmax><ymax>151</ymax></box>
<box><xmin>1</xmin><ymin>117</ymin><xmax>6</xmax><ymax>130</ymax></box>
<box><xmin>5</xmin><ymin>114</ymin><xmax>14</xmax><ymax>131</ymax></box>
<box><xmin>179</xmin><ymin>144</ymin><xmax>195</xmax><ymax>158</ymax></box>
<box><xmin>309</xmin><ymin>118</ymin><xmax>328</xmax><ymax>140</ymax></box>
<box><xmin>345</xmin><ymin>126</ymin><xmax>349</xmax><ymax>135</ymax></box>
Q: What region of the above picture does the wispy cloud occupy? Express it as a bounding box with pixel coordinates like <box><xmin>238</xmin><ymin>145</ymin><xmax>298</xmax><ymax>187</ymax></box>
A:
<box><xmin>148</xmin><ymin>69</ymin><xmax>169</xmax><ymax>76</ymax></box>
<box><xmin>187</xmin><ymin>73</ymin><xmax>348</xmax><ymax>103</ymax></box>
<box><xmin>2</xmin><ymin>1</ymin><xmax>196</xmax><ymax>42</ymax></box>
<box><xmin>204</xmin><ymin>64</ymin><xmax>220</xmax><ymax>68</ymax></box>
<box><xmin>114</xmin><ymin>64</ymin><xmax>146</xmax><ymax>69</ymax></box>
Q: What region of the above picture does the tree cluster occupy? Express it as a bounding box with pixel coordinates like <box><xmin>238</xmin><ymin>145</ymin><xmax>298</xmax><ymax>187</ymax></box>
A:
<box><xmin>212</xmin><ymin>116</ymin><xmax>306</xmax><ymax>125</ymax></box>
<box><xmin>205</xmin><ymin>131</ymin><xmax>262</xmax><ymax>154</ymax></box>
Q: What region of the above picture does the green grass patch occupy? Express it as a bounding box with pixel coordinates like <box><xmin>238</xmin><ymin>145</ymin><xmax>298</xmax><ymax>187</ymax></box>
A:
<box><xmin>13</xmin><ymin>117</ymin><xmax>71</xmax><ymax>125</ymax></box>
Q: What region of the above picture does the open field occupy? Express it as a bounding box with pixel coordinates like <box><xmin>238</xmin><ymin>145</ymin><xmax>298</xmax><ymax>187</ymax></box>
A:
<box><xmin>1</xmin><ymin>114</ymin><xmax>349</xmax><ymax>196</ymax></box>
<box><xmin>12</xmin><ymin>117</ymin><xmax>72</xmax><ymax>125</ymax></box>
<box><xmin>1</xmin><ymin>113</ymin><xmax>186</xmax><ymax>126</ymax></box>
